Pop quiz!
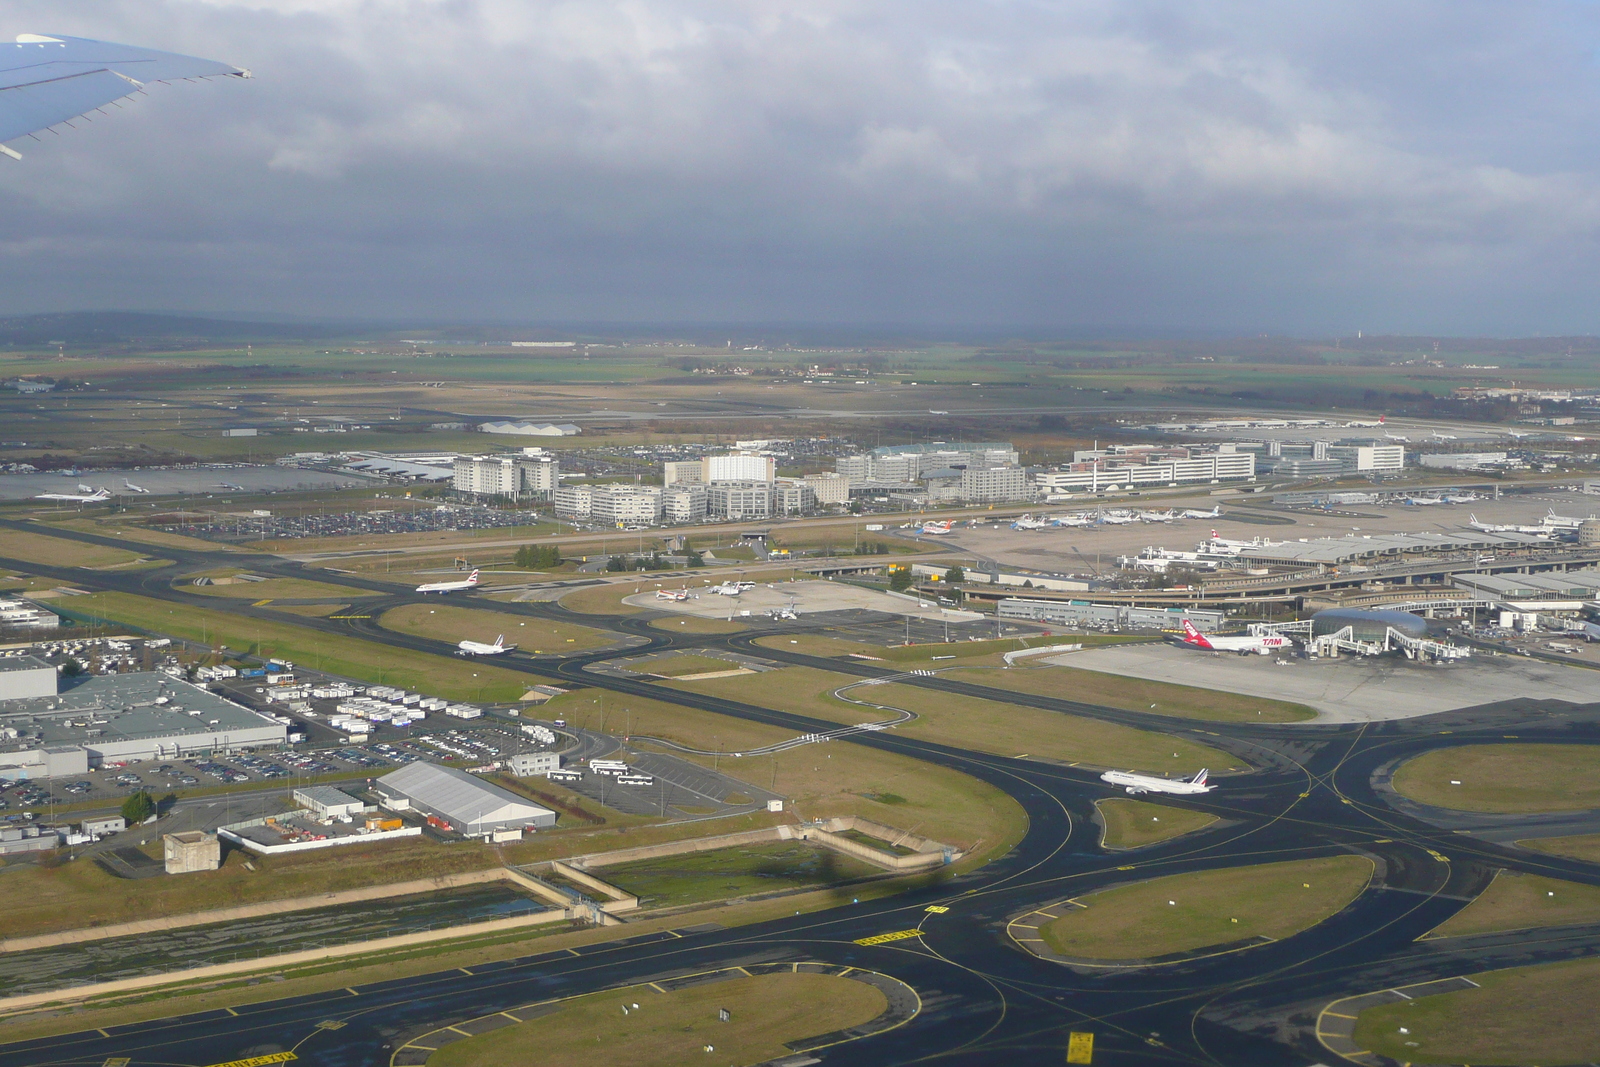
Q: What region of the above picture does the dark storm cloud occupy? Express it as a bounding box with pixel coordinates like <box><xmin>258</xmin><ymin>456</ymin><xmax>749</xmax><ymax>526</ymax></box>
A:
<box><xmin>3</xmin><ymin>1</ymin><xmax>1600</xmax><ymax>332</ymax></box>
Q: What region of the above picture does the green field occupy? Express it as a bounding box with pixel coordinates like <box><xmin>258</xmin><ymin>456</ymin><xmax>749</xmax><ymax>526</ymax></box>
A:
<box><xmin>1039</xmin><ymin>855</ymin><xmax>1373</xmax><ymax>961</ymax></box>
<box><xmin>599</xmin><ymin>841</ymin><xmax>881</xmax><ymax>909</ymax></box>
<box><xmin>1095</xmin><ymin>799</ymin><xmax>1219</xmax><ymax>849</ymax></box>
<box><xmin>1391</xmin><ymin>744</ymin><xmax>1600</xmax><ymax>813</ymax></box>
<box><xmin>71</xmin><ymin>591</ymin><xmax>536</xmax><ymax>702</ymax></box>
<box><xmin>947</xmin><ymin>664</ymin><xmax>1317</xmax><ymax>723</ymax></box>
<box><xmin>665</xmin><ymin>666</ymin><xmax>1247</xmax><ymax>774</ymax></box>
<box><xmin>1354</xmin><ymin>957</ymin><xmax>1600</xmax><ymax>1065</ymax></box>
<box><xmin>380</xmin><ymin>602</ymin><xmax>614</xmax><ymax>652</ymax></box>
<box><xmin>1519</xmin><ymin>833</ymin><xmax>1600</xmax><ymax>863</ymax></box>
<box><xmin>1426</xmin><ymin>870</ymin><xmax>1600</xmax><ymax>939</ymax></box>
<box><xmin>430</xmin><ymin>972</ymin><xmax>887</xmax><ymax>1067</ymax></box>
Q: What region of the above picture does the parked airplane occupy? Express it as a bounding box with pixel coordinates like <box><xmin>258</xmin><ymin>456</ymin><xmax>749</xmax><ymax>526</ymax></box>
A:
<box><xmin>1431</xmin><ymin>432</ymin><xmax>1458</xmax><ymax>441</ymax></box>
<box><xmin>709</xmin><ymin>581</ymin><xmax>744</xmax><ymax>596</ymax></box>
<box><xmin>1010</xmin><ymin>515</ymin><xmax>1049</xmax><ymax>531</ymax></box>
<box><xmin>1099</xmin><ymin>510</ymin><xmax>1139</xmax><ymax>525</ymax></box>
<box><xmin>1176</xmin><ymin>619</ymin><xmax>1292</xmax><ymax>655</ymax></box>
<box><xmin>655</xmin><ymin>588</ymin><xmax>692</xmax><ymax>601</ymax></box>
<box><xmin>1139</xmin><ymin>509</ymin><xmax>1177</xmax><ymax>523</ymax></box>
<box><xmin>1384</xmin><ymin>432</ymin><xmax>1410</xmax><ymax>442</ymax></box>
<box><xmin>77</xmin><ymin>483</ymin><xmax>95</xmax><ymax>494</ymax></box>
<box><xmin>1100</xmin><ymin>767</ymin><xmax>1213</xmax><ymax>796</ymax></box>
<box><xmin>34</xmin><ymin>487</ymin><xmax>110</xmax><ymax>503</ymax></box>
<box><xmin>1181</xmin><ymin>505</ymin><xmax>1223</xmax><ymax>519</ymax></box>
<box><xmin>1578</xmin><ymin>621</ymin><xmax>1600</xmax><ymax>643</ymax></box>
<box><xmin>1442</xmin><ymin>492</ymin><xmax>1480</xmax><ymax>504</ymax></box>
<box><xmin>920</xmin><ymin>520</ymin><xmax>955</xmax><ymax>535</ymax></box>
<box><xmin>1467</xmin><ymin>514</ymin><xmax>1548</xmax><ymax>535</ymax></box>
<box><xmin>1051</xmin><ymin>513</ymin><xmax>1097</xmax><ymax>528</ymax></box>
<box><xmin>1542</xmin><ymin>508</ymin><xmax>1596</xmax><ymax>530</ymax></box>
<box><xmin>123</xmin><ymin>479</ymin><xmax>149</xmax><ymax>494</ymax></box>
<box><xmin>416</xmin><ymin>569</ymin><xmax>480</xmax><ymax>594</ymax></box>
<box><xmin>215</xmin><ymin>482</ymin><xmax>244</xmax><ymax>491</ymax></box>
<box><xmin>928</xmin><ymin>409</ymin><xmax>950</xmax><ymax>415</ymax></box>
<box><xmin>458</xmin><ymin>634</ymin><xmax>513</xmax><ymax>656</ymax></box>
<box><xmin>1345</xmin><ymin>419</ymin><xmax>1383</xmax><ymax>428</ymax></box>
<box><xmin>1404</xmin><ymin>495</ymin><xmax>1444</xmax><ymax>506</ymax></box>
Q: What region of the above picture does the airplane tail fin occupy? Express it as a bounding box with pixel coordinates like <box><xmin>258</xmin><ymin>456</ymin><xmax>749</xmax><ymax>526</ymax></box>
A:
<box><xmin>1180</xmin><ymin>620</ymin><xmax>1209</xmax><ymax>647</ymax></box>
<box><xmin>493</xmin><ymin>634</ymin><xmax>504</xmax><ymax>649</ymax></box>
<box><xmin>467</xmin><ymin>569</ymin><xmax>480</xmax><ymax>585</ymax></box>
<box><xmin>1378</xmin><ymin>414</ymin><xmax>1385</xmax><ymax>423</ymax></box>
<box><xmin>1191</xmin><ymin>768</ymin><xmax>1208</xmax><ymax>786</ymax></box>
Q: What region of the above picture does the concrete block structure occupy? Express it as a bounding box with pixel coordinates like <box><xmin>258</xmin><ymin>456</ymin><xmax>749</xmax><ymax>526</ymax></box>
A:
<box><xmin>0</xmin><ymin>655</ymin><xmax>58</xmax><ymax>700</ymax></box>
<box><xmin>164</xmin><ymin>831</ymin><xmax>222</xmax><ymax>873</ymax></box>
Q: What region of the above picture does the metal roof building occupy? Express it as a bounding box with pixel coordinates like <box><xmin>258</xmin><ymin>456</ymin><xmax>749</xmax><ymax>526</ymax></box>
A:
<box><xmin>1238</xmin><ymin>531</ymin><xmax>1544</xmax><ymax>567</ymax></box>
<box><xmin>374</xmin><ymin>761</ymin><xmax>556</xmax><ymax>834</ymax></box>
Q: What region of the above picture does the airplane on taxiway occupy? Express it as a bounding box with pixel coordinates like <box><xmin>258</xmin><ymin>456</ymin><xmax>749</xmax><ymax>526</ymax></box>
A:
<box><xmin>457</xmin><ymin>633</ymin><xmax>513</xmax><ymax>656</ymax></box>
<box><xmin>1100</xmin><ymin>767</ymin><xmax>1213</xmax><ymax>796</ymax></box>
<box><xmin>417</xmin><ymin>569</ymin><xmax>480</xmax><ymax>594</ymax></box>
<box><xmin>34</xmin><ymin>487</ymin><xmax>110</xmax><ymax>502</ymax></box>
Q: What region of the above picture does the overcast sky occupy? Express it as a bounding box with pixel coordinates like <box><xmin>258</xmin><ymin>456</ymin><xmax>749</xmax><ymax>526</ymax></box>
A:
<box><xmin>4</xmin><ymin>1</ymin><xmax>1600</xmax><ymax>335</ymax></box>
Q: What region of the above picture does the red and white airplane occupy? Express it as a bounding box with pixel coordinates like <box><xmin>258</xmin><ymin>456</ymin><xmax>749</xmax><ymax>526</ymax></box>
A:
<box><xmin>1177</xmin><ymin>619</ymin><xmax>1291</xmax><ymax>655</ymax></box>
<box><xmin>417</xmin><ymin>569</ymin><xmax>480</xmax><ymax>594</ymax></box>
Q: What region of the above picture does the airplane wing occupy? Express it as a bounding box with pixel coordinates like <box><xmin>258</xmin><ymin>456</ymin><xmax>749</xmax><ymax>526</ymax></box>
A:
<box><xmin>1</xmin><ymin>34</ymin><xmax>248</xmax><ymax>153</ymax></box>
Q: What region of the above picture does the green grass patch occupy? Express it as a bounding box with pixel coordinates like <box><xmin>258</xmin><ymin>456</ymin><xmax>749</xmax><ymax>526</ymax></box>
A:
<box><xmin>600</xmin><ymin>841</ymin><xmax>882</xmax><ymax>909</ymax></box>
<box><xmin>1039</xmin><ymin>855</ymin><xmax>1373</xmax><ymax>960</ymax></box>
<box><xmin>0</xmin><ymin>527</ymin><xmax>147</xmax><ymax>569</ymax></box>
<box><xmin>1426</xmin><ymin>870</ymin><xmax>1600</xmax><ymax>939</ymax></box>
<box><xmin>1519</xmin><ymin>833</ymin><xmax>1600</xmax><ymax>863</ymax></box>
<box><xmin>1392</xmin><ymin>744</ymin><xmax>1600</xmax><ymax>813</ymax></box>
<box><xmin>949</xmin><ymin>664</ymin><xmax>1317</xmax><ymax>723</ymax></box>
<box><xmin>1095</xmin><ymin>798</ymin><xmax>1219</xmax><ymax>849</ymax></box>
<box><xmin>664</xmin><ymin>666</ymin><xmax>1247</xmax><ymax>775</ymax></box>
<box><xmin>185</xmin><ymin>575</ymin><xmax>375</xmax><ymax>599</ymax></box>
<box><xmin>69</xmin><ymin>590</ymin><xmax>535</xmax><ymax>702</ymax></box>
<box><xmin>1354</xmin><ymin>957</ymin><xmax>1600</xmax><ymax>1065</ymax></box>
<box><xmin>642</xmin><ymin>654</ymin><xmax>746</xmax><ymax>677</ymax></box>
<box><xmin>380</xmin><ymin>602</ymin><xmax>614</xmax><ymax>653</ymax></box>
<box><xmin>429</xmin><ymin>972</ymin><xmax>887</xmax><ymax>1067</ymax></box>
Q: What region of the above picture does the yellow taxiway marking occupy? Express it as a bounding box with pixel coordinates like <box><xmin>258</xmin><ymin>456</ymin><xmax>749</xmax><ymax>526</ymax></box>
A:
<box><xmin>925</xmin><ymin>905</ymin><xmax>949</xmax><ymax>913</ymax></box>
<box><xmin>345</xmin><ymin>987</ymin><xmax>359</xmax><ymax>996</ymax></box>
<box><xmin>102</xmin><ymin>1058</ymin><xmax>129</xmax><ymax>1067</ymax></box>
<box><xmin>252</xmin><ymin>599</ymin><xmax>273</xmax><ymax>607</ymax></box>
<box><xmin>1426</xmin><ymin>849</ymin><xmax>1449</xmax><ymax>863</ymax></box>
<box><xmin>447</xmin><ymin>1025</ymin><xmax>473</xmax><ymax>1036</ymax></box>
<box><xmin>204</xmin><ymin>1054</ymin><xmax>297</xmax><ymax>1067</ymax></box>
<box><xmin>1066</xmin><ymin>1031</ymin><xmax>1095</xmax><ymax>1064</ymax></box>
<box><xmin>854</xmin><ymin>929</ymin><xmax>922</xmax><ymax>946</ymax></box>
<box><xmin>224</xmin><ymin>1007</ymin><xmax>239</xmax><ymax>1016</ymax></box>
<box><xmin>566</xmin><ymin>948</ymin><xmax>582</xmax><ymax>956</ymax></box>
<box><xmin>458</xmin><ymin>967</ymin><xmax>474</xmax><ymax>975</ymax></box>
<box><xmin>1323</xmin><ymin>1011</ymin><xmax>1358</xmax><ymax>1019</ymax></box>
<box><xmin>649</xmin><ymin>982</ymin><xmax>667</xmax><ymax>993</ymax></box>
<box><xmin>96</xmin><ymin>1031</ymin><xmax>112</xmax><ymax>1039</ymax></box>
<box><xmin>1116</xmin><ymin>865</ymin><xmax>1135</xmax><ymax>871</ymax></box>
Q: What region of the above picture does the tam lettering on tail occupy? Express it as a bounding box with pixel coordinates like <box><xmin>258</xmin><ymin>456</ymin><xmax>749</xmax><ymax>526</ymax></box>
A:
<box><xmin>1180</xmin><ymin>619</ymin><xmax>1214</xmax><ymax>649</ymax></box>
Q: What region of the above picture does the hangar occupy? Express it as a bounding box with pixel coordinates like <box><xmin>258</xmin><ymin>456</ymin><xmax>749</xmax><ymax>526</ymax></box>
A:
<box><xmin>374</xmin><ymin>761</ymin><xmax>556</xmax><ymax>835</ymax></box>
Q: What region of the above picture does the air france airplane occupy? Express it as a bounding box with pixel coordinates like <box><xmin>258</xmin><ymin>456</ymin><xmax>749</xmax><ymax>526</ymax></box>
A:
<box><xmin>1101</xmin><ymin>768</ymin><xmax>1213</xmax><ymax>795</ymax></box>
<box><xmin>458</xmin><ymin>633</ymin><xmax>513</xmax><ymax>656</ymax></box>
<box><xmin>34</xmin><ymin>487</ymin><xmax>110</xmax><ymax>502</ymax></box>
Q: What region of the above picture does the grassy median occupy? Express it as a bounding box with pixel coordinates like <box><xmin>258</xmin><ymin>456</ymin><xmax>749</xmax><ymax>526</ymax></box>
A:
<box><xmin>380</xmin><ymin>602</ymin><xmax>614</xmax><ymax>652</ymax></box>
<box><xmin>664</xmin><ymin>666</ymin><xmax>1246</xmax><ymax>775</ymax></box>
<box><xmin>69</xmin><ymin>590</ymin><xmax>535</xmax><ymax>701</ymax></box>
<box><xmin>1095</xmin><ymin>798</ymin><xmax>1219</xmax><ymax>849</ymax></box>
<box><xmin>946</xmin><ymin>664</ymin><xmax>1317</xmax><ymax>723</ymax></box>
<box><xmin>1040</xmin><ymin>855</ymin><xmax>1373</xmax><ymax>960</ymax></box>
<box><xmin>1354</xmin><ymin>957</ymin><xmax>1600</xmax><ymax>1065</ymax></box>
<box><xmin>1392</xmin><ymin>744</ymin><xmax>1600</xmax><ymax>813</ymax></box>
<box><xmin>0</xmin><ymin>527</ymin><xmax>150</xmax><ymax>569</ymax></box>
<box><xmin>1426</xmin><ymin>870</ymin><xmax>1600</xmax><ymax>938</ymax></box>
<box><xmin>430</xmin><ymin>973</ymin><xmax>887</xmax><ymax>1067</ymax></box>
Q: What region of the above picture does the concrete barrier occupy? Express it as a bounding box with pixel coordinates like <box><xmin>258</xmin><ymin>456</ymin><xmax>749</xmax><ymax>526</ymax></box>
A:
<box><xmin>802</xmin><ymin>817</ymin><xmax>958</xmax><ymax>871</ymax></box>
<box><xmin>1002</xmin><ymin>642</ymin><xmax>1083</xmax><ymax>665</ymax></box>
<box><xmin>549</xmin><ymin>860</ymin><xmax>639</xmax><ymax>914</ymax></box>
<box><xmin>564</xmin><ymin>825</ymin><xmax>799</xmax><ymax>870</ymax></box>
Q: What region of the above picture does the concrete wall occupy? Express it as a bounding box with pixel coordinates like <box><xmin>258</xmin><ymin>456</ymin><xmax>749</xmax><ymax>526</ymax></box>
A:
<box><xmin>549</xmin><ymin>860</ymin><xmax>639</xmax><ymax>913</ymax></box>
<box><xmin>567</xmin><ymin>825</ymin><xmax>800</xmax><ymax>870</ymax></box>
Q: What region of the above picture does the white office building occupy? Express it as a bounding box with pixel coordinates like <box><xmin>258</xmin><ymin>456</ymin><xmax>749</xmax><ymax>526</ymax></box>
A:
<box><xmin>803</xmin><ymin>473</ymin><xmax>851</xmax><ymax>506</ymax></box>
<box><xmin>589</xmin><ymin>485</ymin><xmax>663</xmax><ymax>525</ymax></box>
<box><xmin>707</xmin><ymin>481</ymin><xmax>773</xmax><ymax>520</ymax></box>
<box><xmin>960</xmin><ymin>466</ymin><xmax>1029</xmax><ymax>502</ymax></box>
<box><xmin>553</xmin><ymin>485</ymin><xmax>593</xmax><ymax>519</ymax></box>
<box><xmin>663</xmin><ymin>485</ymin><xmax>709</xmax><ymax>523</ymax></box>
<box><xmin>706</xmin><ymin>453</ymin><xmax>776</xmax><ymax>483</ymax></box>
<box><xmin>453</xmin><ymin>453</ymin><xmax>560</xmax><ymax>500</ymax></box>
<box><xmin>773</xmin><ymin>481</ymin><xmax>818</xmax><ymax>514</ymax></box>
<box><xmin>1420</xmin><ymin>452</ymin><xmax>1504</xmax><ymax>470</ymax></box>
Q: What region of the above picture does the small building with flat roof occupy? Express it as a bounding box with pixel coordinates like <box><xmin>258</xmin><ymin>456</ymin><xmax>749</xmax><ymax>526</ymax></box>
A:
<box><xmin>293</xmin><ymin>785</ymin><xmax>366</xmax><ymax>819</ymax></box>
<box><xmin>0</xmin><ymin>655</ymin><xmax>57</xmax><ymax>701</ymax></box>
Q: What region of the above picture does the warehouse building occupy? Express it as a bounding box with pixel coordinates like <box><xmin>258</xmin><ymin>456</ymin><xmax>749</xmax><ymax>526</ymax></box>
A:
<box><xmin>293</xmin><ymin>785</ymin><xmax>367</xmax><ymax>819</ymax></box>
<box><xmin>374</xmin><ymin>761</ymin><xmax>557</xmax><ymax>834</ymax></box>
<box><xmin>997</xmin><ymin>598</ymin><xmax>1225</xmax><ymax>631</ymax></box>
<box><xmin>0</xmin><ymin>672</ymin><xmax>287</xmax><ymax>780</ymax></box>
<box><xmin>0</xmin><ymin>602</ymin><xmax>58</xmax><ymax>631</ymax></box>
<box><xmin>477</xmin><ymin>421</ymin><xmax>580</xmax><ymax>436</ymax></box>
<box><xmin>0</xmin><ymin>655</ymin><xmax>59</xmax><ymax>700</ymax></box>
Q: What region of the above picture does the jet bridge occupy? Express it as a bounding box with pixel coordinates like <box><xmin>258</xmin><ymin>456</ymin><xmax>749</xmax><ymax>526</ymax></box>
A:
<box><xmin>1248</xmin><ymin>619</ymin><xmax>1471</xmax><ymax>662</ymax></box>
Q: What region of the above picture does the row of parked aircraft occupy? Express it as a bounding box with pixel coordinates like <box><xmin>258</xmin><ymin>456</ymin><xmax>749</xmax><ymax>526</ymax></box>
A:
<box><xmin>1009</xmin><ymin>505</ymin><xmax>1223</xmax><ymax>531</ymax></box>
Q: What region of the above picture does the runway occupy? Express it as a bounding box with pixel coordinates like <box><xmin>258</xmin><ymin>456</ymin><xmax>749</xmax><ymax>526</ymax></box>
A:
<box><xmin>0</xmin><ymin>519</ymin><xmax>1598</xmax><ymax>1066</ymax></box>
